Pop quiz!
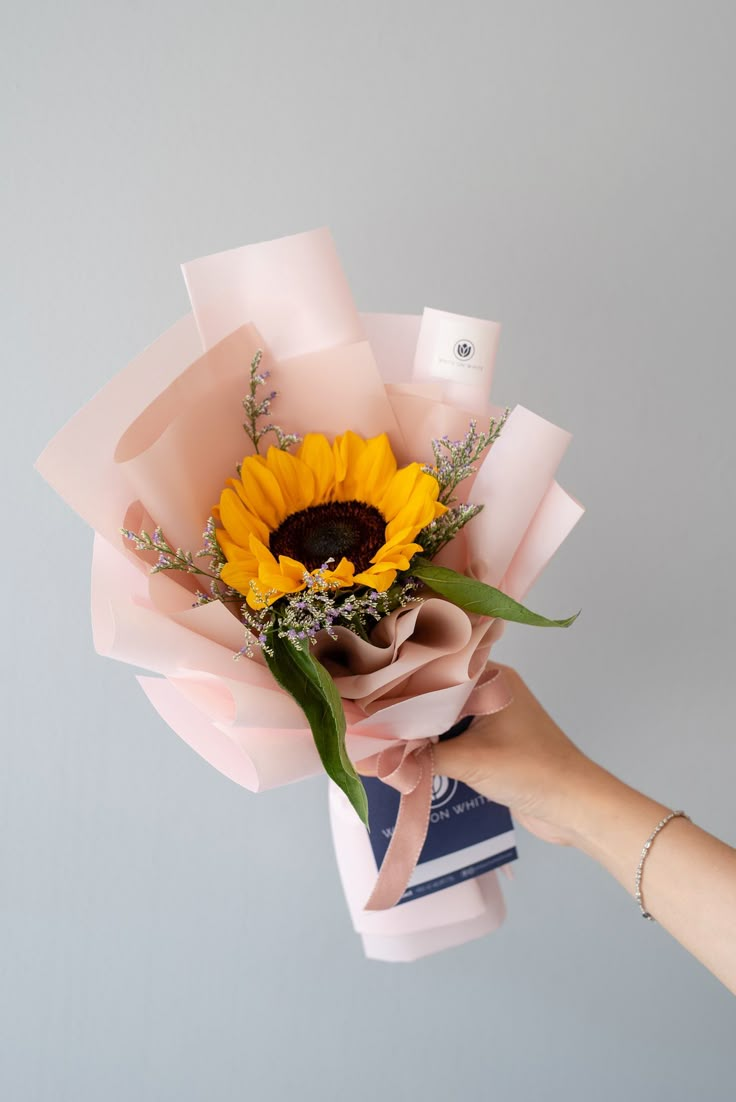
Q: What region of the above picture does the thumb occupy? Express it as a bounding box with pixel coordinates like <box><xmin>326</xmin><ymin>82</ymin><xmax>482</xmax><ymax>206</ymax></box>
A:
<box><xmin>433</xmin><ymin>664</ymin><xmax>521</xmax><ymax>783</ymax></box>
<box><xmin>432</xmin><ymin>714</ymin><xmax>504</xmax><ymax>788</ymax></box>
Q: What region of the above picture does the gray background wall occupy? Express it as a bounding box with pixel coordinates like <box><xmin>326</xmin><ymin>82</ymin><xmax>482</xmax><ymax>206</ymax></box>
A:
<box><xmin>3</xmin><ymin>2</ymin><xmax>735</xmax><ymax>1099</ymax></box>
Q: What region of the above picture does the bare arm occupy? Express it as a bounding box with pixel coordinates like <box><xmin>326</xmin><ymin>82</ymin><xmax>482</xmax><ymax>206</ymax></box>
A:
<box><xmin>433</xmin><ymin>667</ymin><xmax>736</xmax><ymax>995</ymax></box>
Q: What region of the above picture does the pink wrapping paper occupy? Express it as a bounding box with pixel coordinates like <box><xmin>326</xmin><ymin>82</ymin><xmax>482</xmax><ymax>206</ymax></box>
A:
<box><xmin>182</xmin><ymin>227</ymin><xmax>366</xmax><ymax>358</ymax></box>
<box><xmin>37</xmin><ymin>228</ymin><xmax>583</xmax><ymax>962</ymax></box>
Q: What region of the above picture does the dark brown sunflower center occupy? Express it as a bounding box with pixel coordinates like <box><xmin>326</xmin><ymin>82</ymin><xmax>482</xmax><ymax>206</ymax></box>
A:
<box><xmin>269</xmin><ymin>500</ymin><xmax>386</xmax><ymax>573</ymax></box>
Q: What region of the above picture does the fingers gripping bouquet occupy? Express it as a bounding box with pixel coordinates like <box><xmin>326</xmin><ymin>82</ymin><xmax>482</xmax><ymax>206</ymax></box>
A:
<box><xmin>37</xmin><ymin>229</ymin><xmax>583</xmax><ymax>962</ymax></box>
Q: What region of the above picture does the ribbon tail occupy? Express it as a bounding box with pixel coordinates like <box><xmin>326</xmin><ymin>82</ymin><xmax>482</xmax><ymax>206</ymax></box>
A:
<box><xmin>361</xmin><ymin>669</ymin><xmax>512</xmax><ymax>912</ymax></box>
<box><xmin>363</xmin><ymin>746</ymin><xmax>434</xmax><ymax>911</ymax></box>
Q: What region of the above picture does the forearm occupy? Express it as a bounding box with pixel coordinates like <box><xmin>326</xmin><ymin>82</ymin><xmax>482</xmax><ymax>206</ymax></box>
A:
<box><xmin>568</xmin><ymin>762</ymin><xmax>736</xmax><ymax>994</ymax></box>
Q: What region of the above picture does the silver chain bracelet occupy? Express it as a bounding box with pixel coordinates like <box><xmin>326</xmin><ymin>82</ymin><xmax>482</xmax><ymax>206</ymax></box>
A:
<box><xmin>634</xmin><ymin>809</ymin><xmax>691</xmax><ymax>919</ymax></box>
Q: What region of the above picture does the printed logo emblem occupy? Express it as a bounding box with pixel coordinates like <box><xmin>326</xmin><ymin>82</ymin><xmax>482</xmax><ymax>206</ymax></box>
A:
<box><xmin>453</xmin><ymin>339</ymin><xmax>475</xmax><ymax>361</ymax></box>
<box><xmin>431</xmin><ymin>774</ymin><xmax>459</xmax><ymax>809</ymax></box>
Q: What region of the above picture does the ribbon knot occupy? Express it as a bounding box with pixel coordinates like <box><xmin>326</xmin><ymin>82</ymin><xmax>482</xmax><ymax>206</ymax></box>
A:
<box><xmin>356</xmin><ymin>666</ymin><xmax>513</xmax><ymax>912</ymax></box>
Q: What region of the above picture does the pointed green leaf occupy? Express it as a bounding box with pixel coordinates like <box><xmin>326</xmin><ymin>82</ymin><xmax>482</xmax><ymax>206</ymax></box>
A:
<box><xmin>411</xmin><ymin>558</ymin><xmax>579</xmax><ymax>627</ymax></box>
<box><xmin>264</xmin><ymin>631</ymin><xmax>369</xmax><ymax>825</ymax></box>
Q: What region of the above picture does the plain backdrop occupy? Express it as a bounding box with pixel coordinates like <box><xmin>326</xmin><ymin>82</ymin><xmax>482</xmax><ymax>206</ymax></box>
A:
<box><xmin>3</xmin><ymin>2</ymin><xmax>735</xmax><ymax>1100</ymax></box>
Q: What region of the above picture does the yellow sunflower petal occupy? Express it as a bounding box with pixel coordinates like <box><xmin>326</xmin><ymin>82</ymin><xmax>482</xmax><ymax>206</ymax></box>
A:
<box><xmin>219</xmin><ymin>488</ymin><xmax>270</xmax><ymax>551</ymax></box>
<box><xmin>265</xmin><ymin>447</ymin><xmax>316</xmax><ymax>515</ymax></box>
<box><xmin>332</xmin><ymin>555</ymin><xmax>356</xmax><ymax>576</ymax></box>
<box><xmin>249</xmin><ymin>535</ymin><xmax>277</xmax><ymax>568</ymax></box>
<box><xmin>297</xmin><ymin>433</ymin><xmax>335</xmax><ymax>503</ymax></box>
<box><xmin>379</xmin><ymin>463</ymin><xmax>425</xmax><ymax>520</ymax></box>
<box><xmin>258</xmin><ymin>570</ymin><xmax>305</xmax><ymax>595</ymax></box>
<box><xmin>353</xmin><ymin>566</ymin><xmax>397</xmax><ymax>591</ymax></box>
<box><xmin>385</xmin><ymin>555</ymin><xmax>414</xmax><ymax>571</ymax></box>
<box><xmin>352</xmin><ymin>434</ymin><xmax>397</xmax><ymax>507</ymax></box>
<box><xmin>385</xmin><ymin>495</ymin><xmax>438</xmax><ymax>541</ymax></box>
<box><xmin>320</xmin><ymin>557</ymin><xmax>357</xmax><ymax>588</ymax></box>
<box><xmin>275</xmin><ymin>555</ymin><xmax>308</xmax><ymax>583</ymax></box>
<box><xmin>225</xmin><ymin>481</ymin><xmax>272</xmax><ymax>544</ymax></box>
<box><xmin>250</xmin><ymin>547</ymin><xmax>308</xmax><ymax>598</ymax></box>
<box><xmin>216</xmin><ymin>528</ymin><xmax>259</xmax><ymax>566</ymax></box>
<box><xmin>243</xmin><ymin>545</ymin><xmax>306</xmax><ymax>607</ymax></box>
<box><xmin>238</xmin><ymin>456</ymin><xmax>287</xmax><ymax>529</ymax></box>
<box><xmin>245</xmin><ymin>583</ymin><xmax>282</xmax><ymax>611</ymax></box>
<box><xmin>418</xmin><ymin>469</ymin><xmax>442</xmax><ymax>502</ymax></box>
<box><xmin>369</xmin><ymin>528</ymin><xmax>417</xmax><ymax>561</ymax></box>
<box><xmin>333</xmin><ymin>431</ymin><xmax>367</xmax><ymax>500</ymax></box>
<box><xmin>370</xmin><ymin>535</ymin><xmax>423</xmax><ymax>564</ymax></box>
<box><xmin>220</xmin><ymin>561</ymin><xmax>258</xmax><ymax>595</ymax></box>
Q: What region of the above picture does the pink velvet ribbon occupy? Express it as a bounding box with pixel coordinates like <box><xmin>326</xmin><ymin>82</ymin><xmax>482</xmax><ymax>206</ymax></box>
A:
<box><xmin>357</xmin><ymin>666</ymin><xmax>514</xmax><ymax>911</ymax></box>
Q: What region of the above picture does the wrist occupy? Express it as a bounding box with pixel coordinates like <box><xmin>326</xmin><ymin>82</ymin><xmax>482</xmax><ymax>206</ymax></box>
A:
<box><xmin>563</xmin><ymin>762</ymin><xmax>670</xmax><ymax>884</ymax></box>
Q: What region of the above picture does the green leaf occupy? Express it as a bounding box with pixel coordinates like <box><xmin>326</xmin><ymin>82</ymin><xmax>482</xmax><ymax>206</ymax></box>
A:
<box><xmin>264</xmin><ymin>631</ymin><xmax>369</xmax><ymax>825</ymax></box>
<box><xmin>411</xmin><ymin>558</ymin><xmax>579</xmax><ymax>628</ymax></box>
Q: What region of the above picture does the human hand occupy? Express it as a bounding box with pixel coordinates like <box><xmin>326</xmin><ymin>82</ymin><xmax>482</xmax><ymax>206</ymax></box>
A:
<box><xmin>433</xmin><ymin>665</ymin><xmax>602</xmax><ymax>846</ymax></box>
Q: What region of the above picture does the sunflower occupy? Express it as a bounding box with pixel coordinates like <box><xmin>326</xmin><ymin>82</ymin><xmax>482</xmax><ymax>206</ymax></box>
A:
<box><xmin>213</xmin><ymin>431</ymin><xmax>447</xmax><ymax>609</ymax></box>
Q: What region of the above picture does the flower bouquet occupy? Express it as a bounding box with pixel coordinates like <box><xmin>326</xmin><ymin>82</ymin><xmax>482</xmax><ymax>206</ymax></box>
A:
<box><xmin>37</xmin><ymin>228</ymin><xmax>583</xmax><ymax>961</ymax></box>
